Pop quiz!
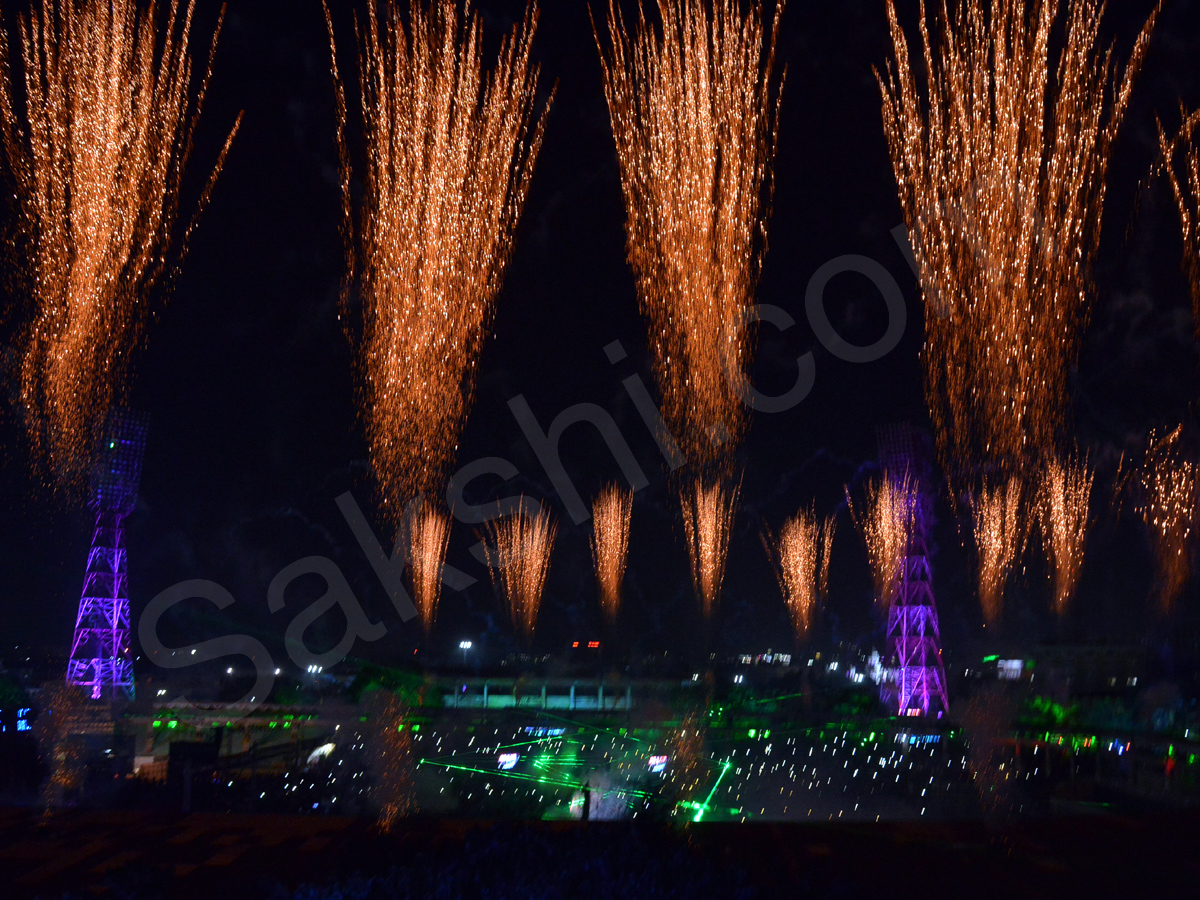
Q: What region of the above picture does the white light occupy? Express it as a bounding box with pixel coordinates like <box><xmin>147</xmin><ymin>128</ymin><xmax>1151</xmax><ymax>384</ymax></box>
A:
<box><xmin>226</xmin><ymin>668</ymin><xmax>233</xmax><ymax>675</ymax></box>
<box><xmin>459</xmin><ymin>641</ymin><xmax>473</xmax><ymax>650</ymax></box>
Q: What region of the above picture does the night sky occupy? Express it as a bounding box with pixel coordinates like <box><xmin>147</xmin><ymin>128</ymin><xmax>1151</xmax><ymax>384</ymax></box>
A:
<box><xmin>2</xmin><ymin>0</ymin><xmax>1200</xmax><ymax>677</ymax></box>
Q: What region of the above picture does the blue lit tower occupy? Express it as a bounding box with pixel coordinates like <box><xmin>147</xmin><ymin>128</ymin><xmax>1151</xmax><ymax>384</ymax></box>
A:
<box><xmin>66</xmin><ymin>409</ymin><xmax>149</xmax><ymax>700</ymax></box>
<box><xmin>878</xmin><ymin>425</ymin><xmax>949</xmax><ymax>716</ymax></box>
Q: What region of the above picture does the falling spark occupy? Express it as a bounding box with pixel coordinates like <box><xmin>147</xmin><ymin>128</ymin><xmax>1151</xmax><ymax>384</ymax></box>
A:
<box><xmin>972</xmin><ymin>480</ymin><xmax>1022</xmax><ymax>628</ymax></box>
<box><xmin>1038</xmin><ymin>456</ymin><xmax>1094</xmax><ymax>617</ymax></box>
<box><xmin>878</xmin><ymin>0</ymin><xmax>1158</xmax><ymax>477</ymax></box>
<box><xmin>768</xmin><ymin>509</ymin><xmax>835</xmax><ymax>640</ymax></box>
<box><xmin>1137</xmin><ymin>427</ymin><xmax>1199</xmax><ymax>612</ymax></box>
<box><xmin>404</xmin><ymin>500</ymin><xmax>451</xmax><ymax>633</ymax></box>
<box><xmin>848</xmin><ymin>473</ymin><xmax>915</xmax><ymax>611</ymax></box>
<box><xmin>595</xmin><ymin>0</ymin><xmax>784</xmax><ymax>471</ymax></box>
<box><xmin>362</xmin><ymin>689</ymin><xmax>415</xmax><ymax>828</ymax></box>
<box><xmin>591</xmin><ymin>484</ymin><xmax>633</xmax><ymax>625</ymax></box>
<box><xmin>681</xmin><ymin>481</ymin><xmax>739</xmax><ymax>621</ymax></box>
<box><xmin>0</xmin><ymin>0</ymin><xmax>240</xmax><ymax>493</ymax></box>
<box><xmin>327</xmin><ymin>0</ymin><xmax>551</xmax><ymax>515</ymax></box>
<box><xmin>486</xmin><ymin>500</ymin><xmax>557</xmax><ymax>644</ymax></box>
<box><xmin>1158</xmin><ymin>110</ymin><xmax>1200</xmax><ymax>330</ymax></box>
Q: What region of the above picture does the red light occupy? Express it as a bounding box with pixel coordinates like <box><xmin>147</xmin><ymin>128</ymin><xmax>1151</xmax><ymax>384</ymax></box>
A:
<box><xmin>572</xmin><ymin>642</ymin><xmax>579</xmax><ymax>648</ymax></box>
<box><xmin>588</xmin><ymin>641</ymin><xmax>600</xmax><ymax>649</ymax></box>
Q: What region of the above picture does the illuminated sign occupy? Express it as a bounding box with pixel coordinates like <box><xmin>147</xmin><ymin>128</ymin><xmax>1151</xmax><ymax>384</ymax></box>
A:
<box><xmin>997</xmin><ymin>660</ymin><xmax>1024</xmax><ymax>680</ymax></box>
<box><xmin>649</xmin><ymin>755</ymin><xmax>669</xmax><ymax>774</ymax></box>
<box><xmin>498</xmin><ymin>753</ymin><xmax>520</xmax><ymax>770</ymax></box>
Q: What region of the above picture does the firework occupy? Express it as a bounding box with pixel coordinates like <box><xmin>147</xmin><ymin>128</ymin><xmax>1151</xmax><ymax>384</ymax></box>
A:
<box><xmin>1137</xmin><ymin>427</ymin><xmax>1199</xmax><ymax>612</ymax></box>
<box><xmin>665</xmin><ymin>708</ymin><xmax>706</xmax><ymax>816</ymax></box>
<box><xmin>768</xmin><ymin>509</ymin><xmax>835</xmax><ymax>640</ymax></box>
<box><xmin>362</xmin><ymin>689</ymin><xmax>415</xmax><ymax>829</ymax></box>
<box><xmin>591</xmin><ymin>484</ymin><xmax>633</xmax><ymax>625</ymax></box>
<box><xmin>404</xmin><ymin>500</ymin><xmax>451</xmax><ymax>633</ymax></box>
<box><xmin>0</xmin><ymin>0</ymin><xmax>238</xmax><ymax>492</ymax></box>
<box><xmin>681</xmin><ymin>480</ymin><xmax>739</xmax><ymax>621</ymax></box>
<box><xmin>1158</xmin><ymin>110</ymin><xmax>1200</xmax><ymax>328</ymax></box>
<box><xmin>848</xmin><ymin>473</ymin><xmax>915</xmax><ymax>610</ymax></box>
<box><xmin>486</xmin><ymin>500</ymin><xmax>557</xmax><ymax>644</ymax></box>
<box><xmin>972</xmin><ymin>480</ymin><xmax>1022</xmax><ymax>628</ymax></box>
<box><xmin>595</xmin><ymin>0</ymin><xmax>784</xmax><ymax>470</ymax></box>
<box><xmin>879</xmin><ymin>0</ymin><xmax>1157</xmax><ymax>477</ymax></box>
<box><xmin>1038</xmin><ymin>456</ymin><xmax>1094</xmax><ymax>617</ymax></box>
<box><xmin>31</xmin><ymin>683</ymin><xmax>92</xmax><ymax>814</ymax></box>
<box><xmin>327</xmin><ymin>0</ymin><xmax>550</xmax><ymax>518</ymax></box>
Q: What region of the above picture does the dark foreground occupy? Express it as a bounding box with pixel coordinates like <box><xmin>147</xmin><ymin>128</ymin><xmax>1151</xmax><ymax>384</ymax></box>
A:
<box><xmin>1</xmin><ymin>807</ymin><xmax>1197</xmax><ymax>900</ymax></box>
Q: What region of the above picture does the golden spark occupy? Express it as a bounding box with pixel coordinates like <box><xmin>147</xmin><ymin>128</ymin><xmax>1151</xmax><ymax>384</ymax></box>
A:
<box><xmin>0</xmin><ymin>0</ymin><xmax>240</xmax><ymax>493</ymax></box>
<box><xmin>591</xmin><ymin>484</ymin><xmax>633</xmax><ymax>626</ymax></box>
<box><xmin>879</xmin><ymin>0</ymin><xmax>1158</xmax><ymax>477</ymax></box>
<box><xmin>972</xmin><ymin>479</ymin><xmax>1022</xmax><ymax>628</ymax></box>
<box><xmin>848</xmin><ymin>473</ymin><xmax>916</xmax><ymax>611</ymax></box>
<box><xmin>1037</xmin><ymin>455</ymin><xmax>1094</xmax><ymax>617</ymax></box>
<box><xmin>327</xmin><ymin>0</ymin><xmax>551</xmax><ymax>516</ymax></box>
<box><xmin>1158</xmin><ymin>109</ymin><xmax>1200</xmax><ymax>330</ymax></box>
<box><xmin>403</xmin><ymin>499</ymin><xmax>451</xmax><ymax>633</ymax></box>
<box><xmin>768</xmin><ymin>508</ymin><xmax>835</xmax><ymax>640</ymax></box>
<box><xmin>485</xmin><ymin>500</ymin><xmax>557</xmax><ymax>644</ymax></box>
<box><xmin>595</xmin><ymin>0</ymin><xmax>784</xmax><ymax>471</ymax></box>
<box><xmin>1137</xmin><ymin>427</ymin><xmax>1199</xmax><ymax>612</ymax></box>
<box><xmin>681</xmin><ymin>480</ymin><xmax>738</xmax><ymax>621</ymax></box>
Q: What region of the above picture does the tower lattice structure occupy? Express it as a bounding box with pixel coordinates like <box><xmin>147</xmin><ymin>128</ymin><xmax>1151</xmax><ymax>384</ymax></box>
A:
<box><xmin>67</xmin><ymin>409</ymin><xmax>149</xmax><ymax>701</ymax></box>
<box><xmin>878</xmin><ymin>425</ymin><xmax>949</xmax><ymax>716</ymax></box>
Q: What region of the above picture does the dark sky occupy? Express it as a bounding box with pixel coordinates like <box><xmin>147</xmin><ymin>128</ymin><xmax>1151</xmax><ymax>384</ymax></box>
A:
<box><xmin>2</xmin><ymin>0</ymin><xmax>1200</xmax><ymax>675</ymax></box>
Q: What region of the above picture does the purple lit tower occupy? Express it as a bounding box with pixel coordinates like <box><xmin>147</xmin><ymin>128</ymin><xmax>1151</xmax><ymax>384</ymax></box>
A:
<box><xmin>67</xmin><ymin>409</ymin><xmax>149</xmax><ymax>701</ymax></box>
<box><xmin>878</xmin><ymin>425</ymin><xmax>948</xmax><ymax>716</ymax></box>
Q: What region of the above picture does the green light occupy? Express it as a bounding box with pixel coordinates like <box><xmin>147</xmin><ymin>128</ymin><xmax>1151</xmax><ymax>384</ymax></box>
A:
<box><xmin>167</xmin><ymin>721</ymin><xmax>178</xmax><ymax>729</ymax></box>
<box><xmin>982</xmin><ymin>655</ymin><xmax>1000</xmax><ymax>663</ymax></box>
<box><xmin>152</xmin><ymin>721</ymin><xmax>161</xmax><ymax>728</ymax></box>
<box><xmin>693</xmin><ymin>761</ymin><xmax>732</xmax><ymax>823</ymax></box>
<box><xmin>869</xmin><ymin>732</ymin><xmax>875</xmax><ymax>741</ymax></box>
<box><xmin>748</xmin><ymin>729</ymin><xmax>756</xmax><ymax>738</ymax></box>
<box><xmin>412</xmin><ymin>724</ymin><xmax>420</xmax><ymax>732</ymax></box>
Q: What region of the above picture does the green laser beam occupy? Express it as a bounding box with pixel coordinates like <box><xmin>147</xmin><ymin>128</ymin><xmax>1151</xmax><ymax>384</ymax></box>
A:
<box><xmin>692</xmin><ymin>760</ymin><xmax>732</xmax><ymax>822</ymax></box>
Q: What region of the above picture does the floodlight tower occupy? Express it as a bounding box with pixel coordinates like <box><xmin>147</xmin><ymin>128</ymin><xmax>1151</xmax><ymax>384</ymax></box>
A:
<box><xmin>878</xmin><ymin>425</ymin><xmax>949</xmax><ymax>716</ymax></box>
<box><xmin>66</xmin><ymin>409</ymin><xmax>149</xmax><ymax>701</ymax></box>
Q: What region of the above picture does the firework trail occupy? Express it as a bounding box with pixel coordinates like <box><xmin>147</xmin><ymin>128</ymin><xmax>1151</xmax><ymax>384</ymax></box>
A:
<box><xmin>591</xmin><ymin>484</ymin><xmax>633</xmax><ymax>625</ymax></box>
<box><xmin>1038</xmin><ymin>456</ymin><xmax>1094</xmax><ymax>617</ymax></box>
<box><xmin>595</xmin><ymin>0</ymin><xmax>783</xmax><ymax>468</ymax></box>
<box><xmin>1137</xmin><ymin>427</ymin><xmax>1198</xmax><ymax>612</ymax></box>
<box><xmin>767</xmin><ymin>508</ymin><xmax>835</xmax><ymax>640</ymax></box>
<box><xmin>486</xmin><ymin>500</ymin><xmax>557</xmax><ymax>644</ymax></box>
<box><xmin>32</xmin><ymin>683</ymin><xmax>90</xmax><ymax>815</ymax></box>
<box><xmin>362</xmin><ymin>689</ymin><xmax>415</xmax><ymax>828</ymax></box>
<box><xmin>596</xmin><ymin>0</ymin><xmax>783</xmax><ymax>618</ymax></box>
<box><xmin>327</xmin><ymin>0</ymin><xmax>550</xmax><ymax>519</ymax></box>
<box><xmin>0</xmin><ymin>0</ymin><xmax>239</xmax><ymax>493</ymax></box>
<box><xmin>972</xmin><ymin>479</ymin><xmax>1022</xmax><ymax>628</ymax></box>
<box><xmin>1158</xmin><ymin>110</ymin><xmax>1200</xmax><ymax>329</ymax></box>
<box><xmin>403</xmin><ymin>500</ymin><xmax>451</xmax><ymax>633</ymax></box>
<box><xmin>681</xmin><ymin>481</ymin><xmax>739</xmax><ymax>621</ymax></box>
<box><xmin>879</xmin><ymin>0</ymin><xmax>1158</xmax><ymax>477</ymax></box>
<box><xmin>848</xmin><ymin>473</ymin><xmax>915</xmax><ymax>611</ymax></box>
